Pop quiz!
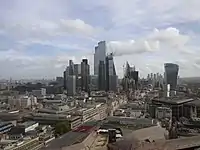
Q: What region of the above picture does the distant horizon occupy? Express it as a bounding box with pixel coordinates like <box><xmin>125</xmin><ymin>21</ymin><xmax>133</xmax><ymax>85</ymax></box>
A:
<box><xmin>1</xmin><ymin>76</ymin><xmax>200</xmax><ymax>81</ymax></box>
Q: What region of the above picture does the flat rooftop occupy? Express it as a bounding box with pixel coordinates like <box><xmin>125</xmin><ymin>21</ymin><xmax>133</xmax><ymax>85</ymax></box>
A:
<box><xmin>42</xmin><ymin>121</ymin><xmax>99</xmax><ymax>150</ymax></box>
<box><xmin>152</xmin><ymin>97</ymin><xmax>194</xmax><ymax>105</ymax></box>
<box><xmin>20</xmin><ymin>121</ymin><xmax>37</xmax><ymax>127</ymax></box>
<box><xmin>0</xmin><ymin>121</ymin><xmax>12</xmax><ymax>127</ymax></box>
<box><xmin>42</xmin><ymin>131</ymin><xmax>89</xmax><ymax>150</ymax></box>
<box><xmin>185</xmin><ymin>99</ymin><xmax>200</xmax><ymax>106</ymax></box>
<box><xmin>106</xmin><ymin>117</ymin><xmax>156</xmax><ymax>125</ymax></box>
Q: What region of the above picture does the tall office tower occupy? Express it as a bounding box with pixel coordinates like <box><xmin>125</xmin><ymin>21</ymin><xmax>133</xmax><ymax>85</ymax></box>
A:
<box><xmin>105</xmin><ymin>53</ymin><xmax>118</xmax><ymax>91</ymax></box>
<box><xmin>66</xmin><ymin>75</ymin><xmax>76</xmax><ymax>96</ymax></box>
<box><xmin>69</xmin><ymin>60</ymin><xmax>74</xmax><ymax>75</ymax></box>
<box><xmin>153</xmin><ymin>74</ymin><xmax>156</xmax><ymax>80</ymax></box>
<box><xmin>63</xmin><ymin>66</ymin><xmax>70</xmax><ymax>90</ymax></box>
<box><xmin>130</xmin><ymin>65</ymin><xmax>135</xmax><ymax>72</ymax></box>
<box><xmin>124</xmin><ymin>62</ymin><xmax>131</xmax><ymax>78</ymax></box>
<box><xmin>147</xmin><ymin>74</ymin><xmax>150</xmax><ymax>80</ymax></box>
<box><xmin>74</xmin><ymin>64</ymin><xmax>81</xmax><ymax>76</ymax></box>
<box><xmin>164</xmin><ymin>63</ymin><xmax>179</xmax><ymax>91</ymax></box>
<box><xmin>90</xmin><ymin>75</ymin><xmax>98</xmax><ymax>90</ymax></box>
<box><xmin>98</xmin><ymin>61</ymin><xmax>106</xmax><ymax>90</ymax></box>
<box><xmin>94</xmin><ymin>41</ymin><xmax>106</xmax><ymax>75</ymax></box>
<box><xmin>130</xmin><ymin>70</ymin><xmax>139</xmax><ymax>90</ymax></box>
<box><xmin>63</xmin><ymin>71</ymin><xmax>67</xmax><ymax>90</ymax></box>
<box><xmin>63</xmin><ymin>60</ymin><xmax>73</xmax><ymax>90</ymax></box>
<box><xmin>150</xmin><ymin>73</ymin><xmax>153</xmax><ymax>80</ymax></box>
<box><xmin>156</xmin><ymin>73</ymin><xmax>159</xmax><ymax>81</ymax></box>
<box><xmin>81</xmin><ymin>59</ymin><xmax>90</xmax><ymax>92</ymax></box>
<box><xmin>74</xmin><ymin>64</ymin><xmax>82</xmax><ymax>90</ymax></box>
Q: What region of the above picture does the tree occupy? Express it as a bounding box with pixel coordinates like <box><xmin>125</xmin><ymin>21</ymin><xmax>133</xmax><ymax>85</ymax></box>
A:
<box><xmin>54</xmin><ymin>121</ymin><xmax>71</xmax><ymax>136</ymax></box>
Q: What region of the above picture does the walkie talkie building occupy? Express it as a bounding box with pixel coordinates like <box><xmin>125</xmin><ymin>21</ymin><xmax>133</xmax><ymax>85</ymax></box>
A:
<box><xmin>164</xmin><ymin>63</ymin><xmax>179</xmax><ymax>91</ymax></box>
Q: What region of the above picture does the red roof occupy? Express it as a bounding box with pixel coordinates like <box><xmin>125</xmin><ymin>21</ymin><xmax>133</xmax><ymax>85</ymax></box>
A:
<box><xmin>73</xmin><ymin>125</ymin><xmax>94</xmax><ymax>132</ymax></box>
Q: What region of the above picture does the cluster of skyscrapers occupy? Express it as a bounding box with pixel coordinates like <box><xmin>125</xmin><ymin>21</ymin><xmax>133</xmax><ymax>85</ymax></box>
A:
<box><xmin>63</xmin><ymin>59</ymin><xmax>90</xmax><ymax>96</ymax></box>
<box><xmin>94</xmin><ymin>41</ymin><xmax>118</xmax><ymax>92</ymax></box>
<box><xmin>63</xmin><ymin>39</ymin><xmax>180</xmax><ymax>97</ymax></box>
<box><xmin>147</xmin><ymin>73</ymin><xmax>164</xmax><ymax>89</ymax></box>
<box><xmin>122</xmin><ymin>62</ymin><xmax>139</xmax><ymax>91</ymax></box>
<box><xmin>63</xmin><ymin>41</ymin><xmax>118</xmax><ymax>96</ymax></box>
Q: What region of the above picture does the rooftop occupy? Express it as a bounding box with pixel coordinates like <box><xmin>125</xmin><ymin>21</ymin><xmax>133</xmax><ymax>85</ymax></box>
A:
<box><xmin>185</xmin><ymin>99</ymin><xmax>200</xmax><ymax>106</ymax></box>
<box><xmin>42</xmin><ymin>121</ymin><xmax>99</xmax><ymax>150</ymax></box>
<box><xmin>106</xmin><ymin>116</ymin><xmax>156</xmax><ymax>125</ymax></box>
<box><xmin>153</xmin><ymin>97</ymin><xmax>194</xmax><ymax>105</ymax></box>
<box><xmin>0</xmin><ymin>121</ymin><xmax>12</xmax><ymax>127</ymax></box>
<box><xmin>20</xmin><ymin>121</ymin><xmax>37</xmax><ymax>127</ymax></box>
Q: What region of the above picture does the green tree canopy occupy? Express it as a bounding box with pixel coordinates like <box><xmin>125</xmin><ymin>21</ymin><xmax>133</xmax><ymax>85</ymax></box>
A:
<box><xmin>55</xmin><ymin>121</ymin><xmax>71</xmax><ymax>136</ymax></box>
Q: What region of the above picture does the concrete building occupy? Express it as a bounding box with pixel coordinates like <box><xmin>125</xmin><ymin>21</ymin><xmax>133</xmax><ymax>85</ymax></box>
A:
<box><xmin>156</xmin><ymin>107</ymin><xmax>172</xmax><ymax>119</ymax></box>
<box><xmin>94</xmin><ymin>41</ymin><xmax>106</xmax><ymax>75</ymax></box>
<box><xmin>0</xmin><ymin>121</ymin><xmax>14</xmax><ymax>134</ymax></box>
<box><xmin>76</xmin><ymin>108</ymin><xmax>97</xmax><ymax>123</ymax></box>
<box><xmin>71</xmin><ymin>103</ymin><xmax>107</xmax><ymax>123</ymax></box>
<box><xmin>94</xmin><ymin>103</ymin><xmax>108</xmax><ymax>120</ymax></box>
<box><xmin>51</xmin><ymin>104</ymin><xmax>70</xmax><ymax>112</ymax></box>
<box><xmin>19</xmin><ymin>121</ymin><xmax>39</xmax><ymax>133</ymax></box>
<box><xmin>32</xmin><ymin>88</ymin><xmax>46</xmax><ymax>97</ymax></box>
<box><xmin>8</xmin><ymin>121</ymin><xmax>39</xmax><ymax>140</ymax></box>
<box><xmin>66</xmin><ymin>75</ymin><xmax>76</xmax><ymax>96</ymax></box>
<box><xmin>8</xmin><ymin>95</ymin><xmax>37</xmax><ymax>109</ymax></box>
<box><xmin>29</xmin><ymin>113</ymin><xmax>81</xmax><ymax>129</ymax></box>
<box><xmin>151</xmin><ymin>98</ymin><xmax>196</xmax><ymax>120</ymax></box>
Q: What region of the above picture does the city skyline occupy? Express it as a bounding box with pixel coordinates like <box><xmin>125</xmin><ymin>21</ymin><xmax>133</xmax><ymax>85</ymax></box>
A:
<box><xmin>1</xmin><ymin>1</ymin><xmax>200</xmax><ymax>79</ymax></box>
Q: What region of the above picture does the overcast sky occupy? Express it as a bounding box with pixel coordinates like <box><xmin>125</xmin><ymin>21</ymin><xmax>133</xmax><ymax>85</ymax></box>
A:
<box><xmin>0</xmin><ymin>0</ymin><xmax>200</xmax><ymax>79</ymax></box>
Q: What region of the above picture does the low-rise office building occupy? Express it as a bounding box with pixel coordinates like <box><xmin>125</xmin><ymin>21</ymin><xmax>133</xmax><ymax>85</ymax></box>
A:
<box><xmin>156</xmin><ymin>107</ymin><xmax>172</xmax><ymax>119</ymax></box>
<box><xmin>76</xmin><ymin>108</ymin><xmax>98</xmax><ymax>123</ymax></box>
<box><xmin>27</xmin><ymin>113</ymin><xmax>81</xmax><ymax>129</ymax></box>
<box><xmin>151</xmin><ymin>97</ymin><xmax>196</xmax><ymax>119</ymax></box>
<box><xmin>8</xmin><ymin>121</ymin><xmax>39</xmax><ymax>140</ymax></box>
<box><xmin>32</xmin><ymin>88</ymin><xmax>46</xmax><ymax>97</ymax></box>
<box><xmin>0</xmin><ymin>121</ymin><xmax>14</xmax><ymax>134</ymax></box>
<box><xmin>19</xmin><ymin>121</ymin><xmax>39</xmax><ymax>133</ymax></box>
<box><xmin>8</xmin><ymin>95</ymin><xmax>37</xmax><ymax>109</ymax></box>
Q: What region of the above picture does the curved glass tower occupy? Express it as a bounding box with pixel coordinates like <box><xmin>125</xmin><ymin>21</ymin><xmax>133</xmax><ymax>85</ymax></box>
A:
<box><xmin>164</xmin><ymin>63</ymin><xmax>179</xmax><ymax>91</ymax></box>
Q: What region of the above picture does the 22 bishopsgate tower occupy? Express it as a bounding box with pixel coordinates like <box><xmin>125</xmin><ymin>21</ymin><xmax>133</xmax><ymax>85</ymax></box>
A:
<box><xmin>94</xmin><ymin>41</ymin><xmax>118</xmax><ymax>91</ymax></box>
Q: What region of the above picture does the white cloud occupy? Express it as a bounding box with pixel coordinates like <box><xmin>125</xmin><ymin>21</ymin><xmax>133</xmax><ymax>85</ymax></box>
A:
<box><xmin>101</xmin><ymin>0</ymin><xmax>200</xmax><ymax>27</ymax></box>
<box><xmin>107</xmin><ymin>27</ymin><xmax>189</xmax><ymax>56</ymax></box>
<box><xmin>107</xmin><ymin>40</ymin><xmax>159</xmax><ymax>56</ymax></box>
<box><xmin>0</xmin><ymin>49</ymin><xmax>84</xmax><ymax>79</ymax></box>
<box><xmin>18</xmin><ymin>39</ymin><xmax>90</xmax><ymax>51</ymax></box>
<box><xmin>150</xmin><ymin>28</ymin><xmax>189</xmax><ymax>48</ymax></box>
<box><xmin>59</xmin><ymin>19</ymin><xmax>102</xmax><ymax>36</ymax></box>
<box><xmin>0</xmin><ymin>19</ymin><xmax>102</xmax><ymax>40</ymax></box>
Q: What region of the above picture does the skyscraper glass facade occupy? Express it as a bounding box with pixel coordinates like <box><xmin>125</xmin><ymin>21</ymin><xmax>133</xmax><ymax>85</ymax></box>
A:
<box><xmin>164</xmin><ymin>63</ymin><xmax>179</xmax><ymax>91</ymax></box>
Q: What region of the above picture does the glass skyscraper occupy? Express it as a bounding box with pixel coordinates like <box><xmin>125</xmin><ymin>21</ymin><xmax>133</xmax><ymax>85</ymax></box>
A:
<box><xmin>164</xmin><ymin>63</ymin><xmax>179</xmax><ymax>91</ymax></box>
<box><xmin>105</xmin><ymin>53</ymin><xmax>117</xmax><ymax>92</ymax></box>
<box><xmin>94</xmin><ymin>41</ymin><xmax>106</xmax><ymax>75</ymax></box>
